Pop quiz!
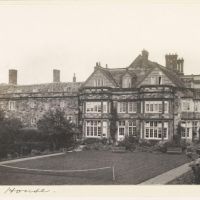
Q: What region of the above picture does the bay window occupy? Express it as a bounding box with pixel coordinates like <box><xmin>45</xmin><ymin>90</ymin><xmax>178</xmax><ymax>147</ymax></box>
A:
<box><xmin>145</xmin><ymin>101</ymin><xmax>168</xmax><ymax>113</ymax></box>
<box><xmin>86</xmin><ymin>102</ymin><xmax>101</xmax><ymax>113</ymax></box>
<box><xmin>86</xmin><ymin>121</ymin><xmax>101</xmax><ymax>137</ymax></box>
<box><xmin>145</xmin><ymin>121</ymin><xmax>168</xmax><ymax>139</ymax></box>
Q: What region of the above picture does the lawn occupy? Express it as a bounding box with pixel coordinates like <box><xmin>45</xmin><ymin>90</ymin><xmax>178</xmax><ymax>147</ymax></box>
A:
<box><xmin>0</xmin><ymin>151</ymin><xmax>189</xmax><ymax>185</ymax></box>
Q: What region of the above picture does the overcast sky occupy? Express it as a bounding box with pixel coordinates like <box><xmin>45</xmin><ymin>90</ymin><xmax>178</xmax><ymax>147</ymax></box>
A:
<box><xmin>0</xmin><ymin>1</ymin><xmax>200</xmax><ymax>84</ymax></box>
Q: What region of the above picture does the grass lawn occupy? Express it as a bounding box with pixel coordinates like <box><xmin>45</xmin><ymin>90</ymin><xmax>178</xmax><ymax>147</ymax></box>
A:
<box><xmin>0</xmin><ymin>151</ymin><xmax>189</xmax><ymax>185</ymax></box>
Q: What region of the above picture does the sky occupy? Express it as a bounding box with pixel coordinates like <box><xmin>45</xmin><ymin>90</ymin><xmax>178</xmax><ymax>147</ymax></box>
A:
<box><xmin>0</xmin><ymin>1</ymin><xmax>200</xmax><ymax>84</ymax></box>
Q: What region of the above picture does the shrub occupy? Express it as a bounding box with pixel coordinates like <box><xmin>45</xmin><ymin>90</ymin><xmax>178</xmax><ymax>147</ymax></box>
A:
<box><xmin>189</xmin><ymin>160</ymin><xmax>200</xmax><ymax>184</ymax></box>
<box><xmin>139</xmin><ymin>139</ymin><xmax>159</xmax><ymax>147</ymax></box>
<box><xmin>31</xmin><ymin>149</ymin><xmax>42</xmax><ymax>156</ymax></box>
<box><xmin>101</xmin><ymin>138</ymin><xmax>108</xmax><ymax>145</ymax></box>
<box><xmin>83</xmin><ymin>138</ymin><xmax>101</xmax><ymax>145</ymax></box>
<box><xmin>118</xmin><ymin>135</ymin><xmax>138</xmax><ymax>151</ymax></box>
<box><xmin>154</xmin><ymin>141</ymin><xmax>168</xmax><ymax>153</ymax></box>
<box><xmin>180</xmin><ymin>139</ymin><xmax>191</xmax><ymax>151</ymax></box>
<box><xmin>17</xmin><ymin>128</ymin><xmax>46</xmax><ymax>142</ymax></box>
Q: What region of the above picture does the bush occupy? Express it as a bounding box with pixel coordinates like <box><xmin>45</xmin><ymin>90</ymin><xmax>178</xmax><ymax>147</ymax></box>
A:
<box><xmin>82</xmin><ymin>138</ymin><xmax>108</xmax><ymax>145</ymax></box>
<box><xmin>17</xmin><ymin>128</ymin><xmax>46</xmax><ymax>142</ymax></box>
<box><xmin>153</xmin><ymin>141</ymin><xmax>168</xmax><ymax>153</ymax></box>
<box><xmin>83</xmin><ymin>138</ymin><xmax>101</xmax><ymax>145</ymax></box>
<box><xmin>31</xmin><ymin>149</ymin><xmax>42</xmax><ymax>156</ymax></box>
<box><xmin>101</xmin><ymin>138</ymin><xmax>108</xmax><ymax>145</ymax></box>
<box><xmin>189</xmin><ymin>160</ymin><xmax>200</xmax><ymax>184</ymax></box>
<box><xmin>118</xmin><ymin>135</ymin><xmax>138</xmax><ymax>151</ymax></box>
<box><xmin>139</xmin><ymin>139</ymin><xmax>159</xmax><ymax>147</ymax></box>
<box><xmin>83</xmin><ymin>142</ymin><xmax>111</xmax><ymax>151</ymax></box>
<box><xmin>180</xmin><ymin>139</ymin><xmax>191</xmax><ymax>151</ymax></box>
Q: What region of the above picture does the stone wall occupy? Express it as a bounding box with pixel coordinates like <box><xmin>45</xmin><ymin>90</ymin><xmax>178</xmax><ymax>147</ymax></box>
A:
<box><xmin>0</xmin><ymin>93</ymin><xmax>79</xmax><ymax>127</ymax></box>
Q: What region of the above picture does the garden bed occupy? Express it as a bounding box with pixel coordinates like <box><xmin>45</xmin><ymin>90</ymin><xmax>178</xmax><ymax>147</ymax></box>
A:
<box><xmin>168</xmin><ymin>170</ymin><xmax>194</xmax><ymax>184</ymax></box>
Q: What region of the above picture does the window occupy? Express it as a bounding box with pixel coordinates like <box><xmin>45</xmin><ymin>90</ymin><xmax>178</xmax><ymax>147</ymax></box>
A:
<box><xmin>150</xmin><ymin>77</ymin><xmax>156</xmax><ymax>84</ymax></box>
<box><xmin>194</xmin><ymin>101</ymin><xmax>200</xmax><ymax>112</ymax></box>
<box><xmin>194</xmin><ymin>103</ymin><xmax>198</xmax><ymax>112</ymax></box>
<box><xmin>145</xmin><ymin>101</ymin><xmax>168</xmax><ymax>114</ymax></box>
<box><xmin>122</xmin><ymin>77</ymin><xmax>131</xmax><ymax>88</ymax></box>
<box><xmin>67</xmin><ymin>116</ymin><xmax>72</xmax><ymax>122</ymax></box>
<box><xmin>182</xmin><ymin>100</ymin><xmax>192</xmax><ymax>111</ymax></box>
<box><xmin>102</xmin><ymin>121</ymin><xmax>107</xmax><ymax>137</ymax></box>
<box><xmin>103</xmin><ymin>102</ymin><xmax>108</xmax><ymax>113</ymax></box>
<box><xmin>192</xmin><ymin>121</ymin><xmax>199</xmax><ymax>138</ymax></box>
<box><xmin>128</xmin><ymin>102</ymin><xmax>137</xmax><ymax>113</ymax></box>
<box><xmin>94</xmin><ymin>79</ymin><xmax>104</xmax><ymax>87</ymax></box>
<box><xmin>128</xmin><ymin>121</ymin><xmax>137</xmax><ymax>136</ymax></box>
<box><xmin>118</xmin><ymin>121</ymin><xmax>125</xmax><ymax>136</ymax></box>
<box><xmin>145</xmin><ymin>121</ymin><xmax>168</xmax><ymax>139</ymax></box>
<box><xmin>182</xmin><ymin>128</ymin><xmax>186</xmax><ymax>137</ymax></box>
<box><xmin>86</xmin><ymin>121</ymin><xmax>101</xmax><ymax>137</ymax></box>
<box><xmin>118</xmin><ymin>102</ymin><xmax>126</xmax><ymax>113</ymax></box>
<box><xmin>164</xmin><ymin>102</ymin><xmax>169</xmax><ymax>113</ymax></box>
<box><xmin>31</xmin><ymin>118</ymin><xmax>37</xmax><ymax>126</ymax></box>
<box><xmin>60</xmin><ymin>101</ymin><xmax>65</xmax><ymax>108</ymax></box>
<box><xmin>182</xmin><ymin>102</ymin><xmax>190</xmax><ymax>111</ymax></box>
<box><xmin>32</xmin><ymin>88</ymin><xmax>38</xmax><ymax>93</ymax></box>
<box><xmin>45</xmin><ymin>104</ymin><xmax>49</xmax><ymax>110</ymax></box>
<box><xmin>8</xmin><ymin>101</ymin><xmax>16</xmax><ymax>111</ymax></box>
<box><xmin>181</xmin><ymin>121</ymin><xmax>192</xmax><ymax>138</ymax></box>
<box><xmin>86</xmin><ymin>102</ymin><xmax>101</xmax><ymax>113</ymax></box>
<box><xmin>30</xmin><ymin>102</ymin><xmax>35</xmax><ymax>109</ymax></box>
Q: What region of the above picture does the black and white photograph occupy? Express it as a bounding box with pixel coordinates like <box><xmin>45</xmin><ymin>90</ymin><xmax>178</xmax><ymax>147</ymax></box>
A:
<box><xmin>0</xmin><ymin>0</ymin><xmax>200</xmax><ymax>190</ymax></box>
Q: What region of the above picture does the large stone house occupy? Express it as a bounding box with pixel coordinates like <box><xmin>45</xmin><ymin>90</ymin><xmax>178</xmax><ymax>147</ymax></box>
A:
<box><xmin>1</xmin><ymin>50</ymin><xmax>200</xmax><ymax>141</ymax></box>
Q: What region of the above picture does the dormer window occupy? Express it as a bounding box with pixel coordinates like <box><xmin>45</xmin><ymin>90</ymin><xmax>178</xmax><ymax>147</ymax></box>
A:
<box><xmin>122</xmin><ymin>77</ymin><xmax>132</xmax><ymax>88</ymax></box>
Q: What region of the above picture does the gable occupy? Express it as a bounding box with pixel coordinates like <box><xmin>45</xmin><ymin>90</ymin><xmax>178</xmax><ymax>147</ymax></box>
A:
<box><xmin>83</xmin><ymin>69</ymin><xmax>116</xmax><ymax>88</ymax></box>
<box><xmin>138</xmin><ymin>67</ymin><xmax>175</xmax><ymax>87</ymax></box>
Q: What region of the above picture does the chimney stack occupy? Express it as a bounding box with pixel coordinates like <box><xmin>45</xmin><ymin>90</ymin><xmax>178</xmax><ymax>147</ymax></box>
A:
<box><xmin>94</xmin><ymin>62</ymin><xmax>100</xmax><ymax>71</ymax></box>
<box><xmin>53</xmin><ymin>69</ymin><xmax>60</xmax><ymax>82</ymax></box>
<box><xmin>73</xmin><ymin>73</ymin><xmax>76</xmax><ymax>83</ymax></box>
<box><xmin>141</xmin><ymin>49</ymin><xmax>149</xmax><ymax>66</ymax></box>
<box><xmin>165</xmin><ymin>54</ymin><xmax>184</xmax><ymax>75</ymax></box>
<box><xmin>9</xmin><ymin>69</ymin><xmax>17</xmax><ymax>85</ymax></box>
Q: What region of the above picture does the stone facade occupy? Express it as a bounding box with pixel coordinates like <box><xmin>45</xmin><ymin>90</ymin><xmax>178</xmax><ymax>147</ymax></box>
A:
<box><xmin>1</xmin><ymin>50</ymin><xmax>200</xmax><ymax>142</ymax></box>
<box><xmin>0</xmin><ymin>81</ymin><xmax>81</xmax><ymax>128</ymax></box>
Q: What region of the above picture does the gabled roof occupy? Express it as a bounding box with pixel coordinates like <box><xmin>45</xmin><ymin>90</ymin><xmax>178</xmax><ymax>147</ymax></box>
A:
<box><xmin>82</xmin><ymin>66</ymin><xmax>118</xmax><ymax>88</ymax></box>
<box><xmin>83</xmin><ymin>51</ymin><xmax>186</xmax><ymax>89</ymax></box>
<box><xmin>156</xmin><ymin>64</ymin><xmax>185</xmax><ymax>87</ymax></box>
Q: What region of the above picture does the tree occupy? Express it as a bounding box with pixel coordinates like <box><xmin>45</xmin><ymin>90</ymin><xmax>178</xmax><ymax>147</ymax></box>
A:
<box><xmin>110</xmin><ymin>103</ymin><xmax>118</xmax><ymax>142</ymax></box>
<box><xmin>0</xmin><ymin>109</ymin><xmax>22</xmax><ymax>158</ymax></box>
<box><xmin>37</xmin><ymin>108</ymin><xmax>76</xmax><ymax>150</ymax></box>
<box><xmin>173</xmin><ymin>122</ymin><xmax>183</xmax><ymax>146</ymax></box>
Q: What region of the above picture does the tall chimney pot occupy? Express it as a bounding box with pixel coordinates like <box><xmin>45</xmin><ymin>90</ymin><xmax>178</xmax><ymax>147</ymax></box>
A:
<box><xmin>9</xmin><ymin>69</ymin><xmax>17</xmax><ymax>85</ymax></box>
<box><xmin>53</xmin><ymin>69</ymin><xmax>60</xmax><ymax>82</ymax></box>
